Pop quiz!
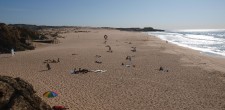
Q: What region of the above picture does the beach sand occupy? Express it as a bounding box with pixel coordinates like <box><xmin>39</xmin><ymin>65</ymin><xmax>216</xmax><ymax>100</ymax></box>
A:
<box><xmin>1</xmin><ymin>29</ymin><xmax>225</xmax><ymax>110</ymax></box>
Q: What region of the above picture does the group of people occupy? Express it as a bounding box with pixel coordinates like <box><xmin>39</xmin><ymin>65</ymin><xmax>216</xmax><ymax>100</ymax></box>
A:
<box><xmin>71</xmin><ymin>68</ymin><xmax>90</xmax><ymax>74</ymax></box>
<box><xmin>45</xmin><ymin>58</ymin><xmax>60</xmax><ymax>70</ymax></box>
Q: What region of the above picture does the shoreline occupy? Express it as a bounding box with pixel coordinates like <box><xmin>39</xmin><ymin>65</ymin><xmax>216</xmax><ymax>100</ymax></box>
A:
<box><xmin>200</xmin><ymin>51</ymin><xmax>225</xmax><ymax>59</ymax></box>
<box><xmin>147</xmin><ymin>33</ymin><xmax>225</xmax><ymax>73</ymax></box>
<box><xmin>147</xmin><ymin>30</ymin><xmax>225</xmax><ymax>58</ymax></box>
<box><xmin>1</xmin><ymin>29</ymin><xmax>225</xmax><ymax>109</ymax></box>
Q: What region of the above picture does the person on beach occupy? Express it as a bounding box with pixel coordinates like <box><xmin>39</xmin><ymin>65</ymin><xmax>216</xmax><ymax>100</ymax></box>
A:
<box><xmin>46</xmin><ymin>63</ymin><xmax>51</xmax><ymax>70</ymax></box>
<box><xmin>104</xmin><ymin>35</ymin><xmax>108</xmax><ymax>44</ymax></box>
<box><xmin>52</xmin><ymin>106</ymin><xmax>69</xmax><ymax>110</ymax></box>
<box><xmin>57</xmin><ymin>58</ymin><xmax>60</xmax><ymax>63</ymax></box>
<box><xmin>126</xmin><ymin>56</ymin><xmax>131</xmax><ymax>61</ymax></box>
<box><xmin>104</xmin><ymin>35</ymin><xmax>108</xmax><ymax>40</ymax></box>
<box><xmin>106</xmin><ymin>45</ymin><xmax>112</xmax><ymax>53</ymax></box>
<box><xmin>11</xmin><ymin>48</ymin><xmax>15</xmax><ymax>56</ymax></box>
<box><xmin>72</xmin><ymin>68</ymin><xmax>76</xmax><ymax>74</ymax></box>
<box><xmin>52</xmin><ymin>59</ymin><xmax>57</xmax><ymax>63</ymax></box>
<box><xmin>131</xmin><ymin>47</ymin><xmax>136</xmax><ymax>52</ymax></box>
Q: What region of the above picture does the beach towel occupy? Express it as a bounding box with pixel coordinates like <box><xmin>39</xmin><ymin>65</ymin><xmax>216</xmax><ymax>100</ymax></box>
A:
<box><xmin>91</xmin><ymin>70</ymin><xmax>107</xmax><ymax>73</ymax></box>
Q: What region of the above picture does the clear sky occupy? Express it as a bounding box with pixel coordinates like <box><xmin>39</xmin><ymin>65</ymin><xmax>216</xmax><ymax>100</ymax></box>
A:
<box><xmin>0</xmin><ymin>0</ymin><xmax>224</xmax><ymax>29</ymax></box>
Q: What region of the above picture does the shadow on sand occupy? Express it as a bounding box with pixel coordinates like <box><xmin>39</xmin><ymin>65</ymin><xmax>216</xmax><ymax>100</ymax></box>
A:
<box><xmin>0</xmin><ymin>56</ymin><xmax>12</xmax><ymax>58</ymax></box>
<box><xmin>39</xmin><ymin>69</ymin><xmax>49</xmax><ymax>72</ymax></box>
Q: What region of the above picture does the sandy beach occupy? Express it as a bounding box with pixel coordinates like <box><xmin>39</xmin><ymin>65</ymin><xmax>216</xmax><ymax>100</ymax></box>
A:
<box><xmin>0</xmin><ymin>29</ymin><xmax>225</xmax><ymax>110</ymax></box>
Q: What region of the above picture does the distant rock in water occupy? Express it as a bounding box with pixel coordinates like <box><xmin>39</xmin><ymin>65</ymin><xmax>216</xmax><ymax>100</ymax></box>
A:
<box><xmin>0</xmin><ymin>23</ymin><xmax>41</xmax><ymax>53</ymax></box>
<box><xmin>0</xmin><ymin>75</ymin><xmax>51</xmax><ymax>110</ymax></box>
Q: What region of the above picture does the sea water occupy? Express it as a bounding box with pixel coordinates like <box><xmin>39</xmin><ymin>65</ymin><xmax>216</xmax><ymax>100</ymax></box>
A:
<box><xmin>148</xmin><ymin>29</ymin><xmax>225</xmax><ymax>57</ymax></box>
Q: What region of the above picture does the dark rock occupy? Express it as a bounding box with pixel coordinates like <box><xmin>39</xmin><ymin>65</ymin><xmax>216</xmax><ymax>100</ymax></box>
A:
<box><xmin>0</xmin><ymin>75</ymin><xmax>51</xmax><ymax>110</ymax></box>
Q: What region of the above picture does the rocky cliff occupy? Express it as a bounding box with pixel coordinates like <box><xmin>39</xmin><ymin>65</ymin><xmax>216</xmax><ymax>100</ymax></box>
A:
<box><xmin>0</xmin><ymin>75</ymin><xmax>51</xmax><ymax>110</ymax></box>
<box><xmin>0</xmin><ymin>23</ymin><xmax>40</xmax><ymax>53</ymax></box>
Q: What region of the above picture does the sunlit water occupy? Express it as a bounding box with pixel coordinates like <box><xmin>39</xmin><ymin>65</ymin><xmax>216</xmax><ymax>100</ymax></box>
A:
<box><xmin>148</xmin><ymin>29</ymin><xmax>225</xmax><ymax>57</ymax></box>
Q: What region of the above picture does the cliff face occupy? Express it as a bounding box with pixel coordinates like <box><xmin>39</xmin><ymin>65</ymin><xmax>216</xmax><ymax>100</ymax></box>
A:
<box><xmin>0</xmin><ymin>75</ymin><xmax>51</xmax><ymax>110</ymax></box>
<box><xmin>0</xmin><ymin>23</ymin><xmax>40</xmax><ymax>53</ymax></box>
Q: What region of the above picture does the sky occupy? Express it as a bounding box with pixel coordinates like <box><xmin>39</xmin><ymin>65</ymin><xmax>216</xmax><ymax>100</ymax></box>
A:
<box><xmin>0</xmin><ymin>0</ymin><xmax>225</xmax><ymax>29</ymax></box>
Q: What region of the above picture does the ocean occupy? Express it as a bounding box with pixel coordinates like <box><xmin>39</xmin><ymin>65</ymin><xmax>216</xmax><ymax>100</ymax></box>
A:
<box><xmin>148</xmin><ymin>29</ymin><xmax>225</xmax><ymax>57</ymax></box>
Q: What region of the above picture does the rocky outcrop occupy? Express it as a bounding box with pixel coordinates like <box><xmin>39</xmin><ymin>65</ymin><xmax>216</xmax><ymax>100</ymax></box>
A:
<box><xmin>0</xmin><ymin>23</ymin><xmax>39</xmax><ymax>53</ymax></box>
<box><xmin>0</xmin><ymin>75</ymin><xmax>51</xmax><ymax>110</ymax></box>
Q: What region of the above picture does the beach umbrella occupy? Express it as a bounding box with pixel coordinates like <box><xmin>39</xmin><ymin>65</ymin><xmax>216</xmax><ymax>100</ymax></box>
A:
<box><xmin>43</xmin><ymin>91</ymin><xmax>58</xmax><ymax>98</ymax></box>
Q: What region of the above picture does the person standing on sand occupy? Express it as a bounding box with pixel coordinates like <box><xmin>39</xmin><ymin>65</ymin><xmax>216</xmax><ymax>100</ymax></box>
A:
<box><xmin>104</xmin><ymin>35</ymin><xmax>108</xmax><ymax>44</ymax></box>
<box><xmin>11</xmin><ymin>48</ymin><xmax>15</xmax><ymax>56</ymax></box>
<box><xmin>46</xmin><ymin>63</ymin><xmax>51</xmax><ymax>70</ymax></box>
<box><xmin>57</xmin><ymin>58</ymin><xmax>60</xmax><ymax>63</ymax></box>
<box><xmin>104</xmin><ymin>35</ymin><xmax>108</xmax><ymax>40</ymax></box>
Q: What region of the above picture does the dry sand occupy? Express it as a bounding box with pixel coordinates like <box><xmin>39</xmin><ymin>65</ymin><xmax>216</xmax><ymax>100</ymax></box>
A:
<box><xmin>1</xmin><ymin>29</ymin><xmax>225</xmax><ymax>110</ymax></box>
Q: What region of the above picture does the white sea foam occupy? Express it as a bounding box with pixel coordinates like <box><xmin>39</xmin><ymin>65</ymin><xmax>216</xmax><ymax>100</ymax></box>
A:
<box><xmin>148</xmin><ymin>30</ymin><xmax>225</xmax><ymax>56</ymax></box>
<box><xmin>174</xmin><ymin>29</ymin><xmax>225</xmax><ymax>32</ymax></box>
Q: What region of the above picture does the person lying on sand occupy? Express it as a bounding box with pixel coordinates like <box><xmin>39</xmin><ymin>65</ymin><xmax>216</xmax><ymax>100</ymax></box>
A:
<box><xmin>95</xmin><ymin>55</ymin><xmax>101</xmax><ymax>58</ymax></box>
<box><xmin>72</xmin><ymin>68</ymin><xmax>78</xmax><ymax>74</ymax></box>
<box><xmin>159</xmin><ymin>66</ymin><xmax>169</xmax><ymax>72</ymax></box>
<box><xmin>77</xmin><ymin>68</ymin><xmax>90</xmax><ymax>74</ymax></box>
<box><xmin>44</xmin><ymin>58</ymin><xmax>60</xmax><ymax>63</ymax></box>
<box><xmin>52</xmin><ymin>106</ymin><xmax>69</xmax><ymax>110</ymax></box>
<box><xmin>52</xmin><ymin>59</ymin><xmax>57</xmax><ymax>63</ymax></box>
<box><xmin>131</xmin><ymin>47</ymin><xmax>136</xmax><ymax>52</ymax></box>
<box><xmin>106</xmin><ymin>45</ymin><xmax>113</xmax><ymax>53</ymax></box>
<box><xmin>95</xmin><ymin>61</ymin><xmax>102</xmax><ymax>64</ymax></box>
<box><xmin>71</xmin><ymin>68</ymin><xmax>90</xmax><ymax>74</ymax></box>
<box><xmin>121</xmin><ymin>63</ymin><xmax>135</xmax><ymax>68</ymax></box>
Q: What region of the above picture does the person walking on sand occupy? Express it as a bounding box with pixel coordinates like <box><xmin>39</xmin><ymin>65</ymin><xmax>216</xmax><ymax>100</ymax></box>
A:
<box><xmin>46</xmin><ymin>63</ymin><xmax>51</xmax><ymax>70</ymax></box>
<box><xmin>11</xmin><ymin>48</ymin><xmax>15</xmax><ymax>56</ymax></box>
<box><xmin>57</xmin><ymin>58</ymin><xmax>60</xmax><ymax>63</ymax></box>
